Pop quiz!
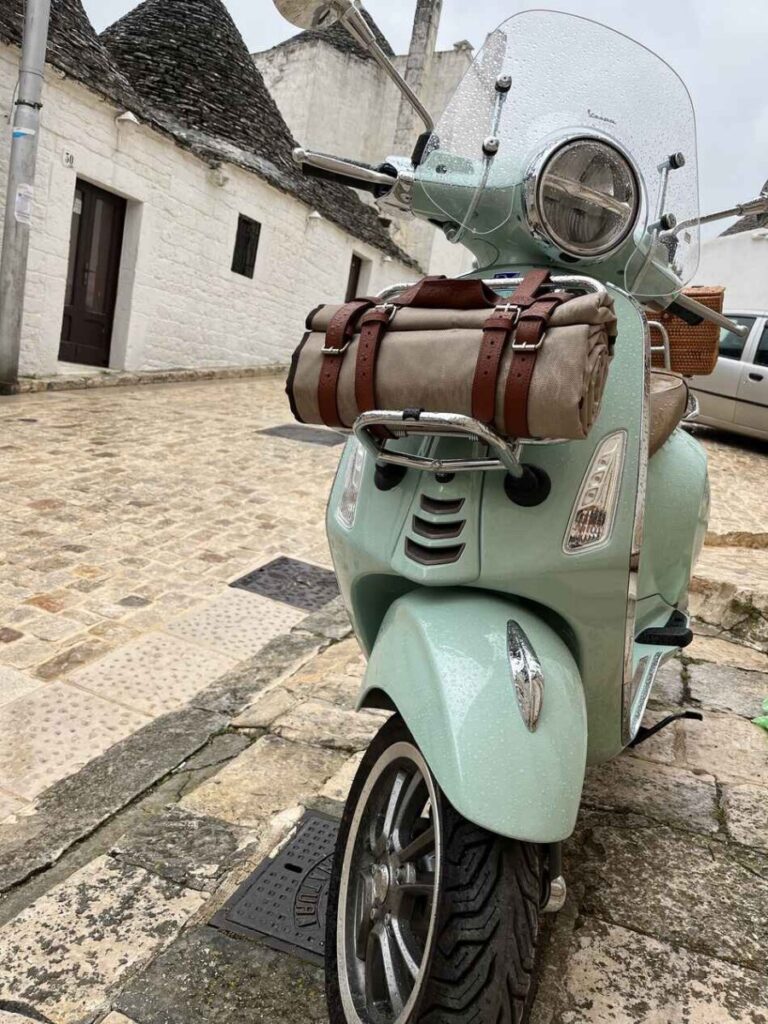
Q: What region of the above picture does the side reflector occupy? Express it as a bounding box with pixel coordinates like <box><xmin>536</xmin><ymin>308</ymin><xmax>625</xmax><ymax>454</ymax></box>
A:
<box><xmin>564</xmin><ymin>430</ymin><xmax>627</xmax><ymax>553</ymax></box>
<box><xmin>336</xmin><ymin>440</ymin><xmax>366</xmax><ymax>530</ymax></box>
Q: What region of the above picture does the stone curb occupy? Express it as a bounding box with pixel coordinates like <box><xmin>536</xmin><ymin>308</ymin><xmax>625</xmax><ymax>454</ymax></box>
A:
<box><xmin>2</xmin><ymin>364</ymin><xmax>288</xmax><ymax>395</ymax></box>
<box><xmin>0</xmin><ymin>600</ymin><xmax>352</xmax><ymax>896</ymax></box>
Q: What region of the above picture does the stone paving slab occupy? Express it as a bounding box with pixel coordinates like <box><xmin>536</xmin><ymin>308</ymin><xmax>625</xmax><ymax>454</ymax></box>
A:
<box><xmin>687</xmin><ymin>660</ymin><xmax>768</xmax><ymax>718</ymax></box>
<box><xmin>570</xmin><ymin>818</ymin><xmax>768</xmax><ymax>970</ymax></box>
<box><xmin>182</xmin><ymin>735</ymin><xmax>347</xmax><ymax>828</ymax></box>
<box><xmin>69</xmin><ymin>631</ymin><xmax>237</xmax><ymax>717</ymax></box>
<box><xmin>0</xmin><ymin>706</ymin><xmax>225</xmax><ymax>893</ymax></box>
<box><xmin>581</xmin><ymin>755</ymin><xmax>719</xmax><ymax>833</ymax></box>
<box><xmin>705</xmin><ymin>433</ymin><xmax>768</xmax><ymax>548</ymax></box>
<box><xmin>686</xmin><ymin>633</ymin><xmax>768</xmax><ymax>672</ymax></box>
<box><xmin>114</xmin><ymin>926</ymin><xmax>327</xmax><ymax>1024</ymax></box>
<box><xmin>166</xmin><ymin>589</ymin><xmax>306</xmax><ymax>662</ymax></box>
<box><xmin>721</xmin><ymin>782</ymin><xmax>768</xmax><ymax>853</ymax></box>
<box><xmin>549</xmin><ymin>917</ymin><xmax>768</xmax><ymax>1024</ymax></box>
<box><xmin>0</xmin><ymin>666</ymin><xmax>44</xmax><ymax>709</ymax></box>
<box><xmin>0</xmin><ymin>682</ymin><xmax>150</xmax><ymax>801</ymax></box>
<box><xmin>0</xmin><ymin>855</ymin><xmax>204</xmax><ymax>1024</ymax></box>
<box><xmin>0</xmin><ymin>791</ymin><xmax>26</xmax><ymax>823</ymax></box>
<box><xmin>111</xmin><ymin>806</ymin><xmax>259</xmax><ymax>893</ymax></box>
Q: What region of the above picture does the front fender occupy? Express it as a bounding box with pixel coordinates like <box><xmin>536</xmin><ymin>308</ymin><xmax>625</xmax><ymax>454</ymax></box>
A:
<box><xmin>359</xmin><ymin>589</ymin><xmax>587</xmax><ymax>842</ymax></box>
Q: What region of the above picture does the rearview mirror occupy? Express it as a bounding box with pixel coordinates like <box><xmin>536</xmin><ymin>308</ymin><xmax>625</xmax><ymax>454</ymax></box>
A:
<box><xmin>273</xmin><ymin>0</ymin><xmax>341</xmax><ymax>30</ymax></box>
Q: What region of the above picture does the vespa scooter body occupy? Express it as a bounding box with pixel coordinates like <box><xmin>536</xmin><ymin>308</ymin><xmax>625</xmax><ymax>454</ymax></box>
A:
<box><xmin>327</xmin><ymin>277</ymin><xmax>708</xmax><ymax>842</ymax></box>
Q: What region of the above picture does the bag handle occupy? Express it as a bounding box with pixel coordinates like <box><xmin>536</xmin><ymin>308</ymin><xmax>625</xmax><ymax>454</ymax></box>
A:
<box><xmin>393</xmin><ymin>275</ymin><xmax>502</xmax><ymax>310</ymax></box>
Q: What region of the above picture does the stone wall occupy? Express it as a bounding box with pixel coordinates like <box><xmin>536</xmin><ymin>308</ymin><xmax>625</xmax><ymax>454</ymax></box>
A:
<box><xmin>695</xmin><ymin>229</ymin><xmax>768</xmax><ymax>310</ymax></box>
<box><xmin>0</xmin><ymin>44</ymin><xmax>415</xmax><ymax>378</ymax></box>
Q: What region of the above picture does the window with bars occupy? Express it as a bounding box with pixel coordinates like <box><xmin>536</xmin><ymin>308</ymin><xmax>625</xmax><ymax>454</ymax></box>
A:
<box><xmin>231</xmin><ymin>215</ymin><xmax>261</xmax><ymax>278</ymax></box>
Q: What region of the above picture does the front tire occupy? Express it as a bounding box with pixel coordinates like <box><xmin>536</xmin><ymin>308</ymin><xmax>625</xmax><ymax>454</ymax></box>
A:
<box><xmin>326</xmin><ymin>715</ymin><xmax>542</xmax><ymax>1024</ymax></box>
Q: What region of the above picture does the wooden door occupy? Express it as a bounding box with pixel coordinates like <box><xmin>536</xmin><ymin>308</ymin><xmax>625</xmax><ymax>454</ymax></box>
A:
<box><xmin>59</xmin><ymin>181</ymin><xmax>126</xmax><ymax>367</ymax></box>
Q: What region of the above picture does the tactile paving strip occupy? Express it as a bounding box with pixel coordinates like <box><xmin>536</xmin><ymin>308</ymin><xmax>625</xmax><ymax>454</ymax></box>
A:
<box><xmin>210</xmin><ymin>810</ymin><xmax>339</xmax><ymax>965</ymax></box>
<box><xmin>230</xmin><ymin>556</ymin><xmax>340</xmax><ymax>611</ymax></box>
<box><xmin>259</xmin><ymin>424</ymin><xmax>346</xmax><ymax>447</ymax></box>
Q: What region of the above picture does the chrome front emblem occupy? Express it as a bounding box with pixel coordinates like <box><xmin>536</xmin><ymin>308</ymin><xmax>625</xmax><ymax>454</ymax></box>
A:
<box><xmin>507</xmin><ymin>621</ymin><xmax>544</xmax><ymax>732</ymax></box>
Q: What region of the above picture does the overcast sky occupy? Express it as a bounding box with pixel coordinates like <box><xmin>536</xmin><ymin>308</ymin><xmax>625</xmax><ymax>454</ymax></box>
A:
<box><xmin>85</xmin><ymin>0</ymin><xmax>767</xmax><ymax>233</ymax></box>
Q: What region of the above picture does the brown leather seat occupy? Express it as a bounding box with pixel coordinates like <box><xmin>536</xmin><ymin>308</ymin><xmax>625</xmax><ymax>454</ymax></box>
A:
<box><xmin>649</xmin><ymin>370</ymin><xmax>688</xmax><ymax>456</ymax></box>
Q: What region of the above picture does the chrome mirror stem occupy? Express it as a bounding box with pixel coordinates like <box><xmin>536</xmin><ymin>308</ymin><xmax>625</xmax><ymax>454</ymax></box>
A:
<box><xmin>337</xmin><ymin>3</ymin><xmax>434</xmax><ymax>133</ymax></box>
<box><xmin>673</xmin><ymin>194</ymin><xmax>768</xmax><ymax>235</ymax></box>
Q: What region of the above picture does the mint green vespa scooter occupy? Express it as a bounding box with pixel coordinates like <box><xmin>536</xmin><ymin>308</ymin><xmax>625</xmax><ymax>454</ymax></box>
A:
<box><xmin>273</xmin><ymin>5</ymin><xmax>756</xmax><ymax>1022</ymax></box>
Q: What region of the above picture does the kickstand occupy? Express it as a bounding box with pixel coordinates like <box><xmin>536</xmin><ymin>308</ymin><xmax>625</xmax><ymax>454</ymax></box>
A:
<box><xmin>629</xmin><ymin>710</ymin><xmax>703</xmax><ymax>748</ymax></box>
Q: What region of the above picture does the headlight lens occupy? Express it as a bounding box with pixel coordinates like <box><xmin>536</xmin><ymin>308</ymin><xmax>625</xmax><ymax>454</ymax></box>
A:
<box><xmin>536</xmin><ymin>139</ymin><xmax>639</xmax><ymax>257</ymax></box>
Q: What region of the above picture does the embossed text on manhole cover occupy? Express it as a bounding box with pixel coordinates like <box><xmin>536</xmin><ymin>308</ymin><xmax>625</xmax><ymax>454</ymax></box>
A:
<box><xmin>230</xmin><ymin>556</ymin><xmax>339</xmax><ymax>611</ymax></box>
<box><xmin>210</xmin><ymin>810</ymin><xmax>339</xmax><ymax>965</ymax></box>
<box><xmin>259</xmin><ymin>424</ymin><xmax>346</xmax><ymax>446</ymax></box>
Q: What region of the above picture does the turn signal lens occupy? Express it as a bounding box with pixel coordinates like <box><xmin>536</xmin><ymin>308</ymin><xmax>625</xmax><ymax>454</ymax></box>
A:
<box><xmin>564</xmin><ymin>430</ymin><xmax>627</xmax><ymax>553</ymax></box>
<box><xmin>336</xmin><ymin>440</ymin><xmax>366</xmax><ymax>530</ymax></box>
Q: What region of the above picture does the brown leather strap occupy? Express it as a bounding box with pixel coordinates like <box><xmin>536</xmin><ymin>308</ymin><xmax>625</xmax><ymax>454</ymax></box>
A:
<box><xmin>317</xmin><ymin>299</ymin><xmax>373</xmax><ymax>428</ymax></box>
<box><xmin>472</xmin><ymin>270</ymin><xmax>560</xmax><ymax>427</ymax></box>
<box><xmin>503</xmin><ymin>288</ymin><xmax>574</xmax><ymax>437</ymax></box>
<box><xmin>472</xmin><ymin>309</ymin><xmax>518</xmax><ymax>423</ymax></box>
<box><xmin>355</xmin><ymin>307</ymin><xmax>394</xmax><ymax>416</ymax></box>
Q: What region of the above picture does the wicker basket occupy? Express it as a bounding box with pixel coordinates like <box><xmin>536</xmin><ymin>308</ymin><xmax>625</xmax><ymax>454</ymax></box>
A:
<box><xmin>647</xmin><ymin>286</ymin><xmax>725</xmax><ymax>376</ymax></box>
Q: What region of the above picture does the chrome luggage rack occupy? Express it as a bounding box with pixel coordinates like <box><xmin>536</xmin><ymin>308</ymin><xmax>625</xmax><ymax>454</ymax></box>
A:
<box><xmin>353</xmin><ymin>274</ymin><xmax>607</xmax><ymax>477</ymax></box>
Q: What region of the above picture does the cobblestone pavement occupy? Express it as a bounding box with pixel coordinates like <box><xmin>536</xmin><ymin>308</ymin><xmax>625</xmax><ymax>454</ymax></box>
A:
<box><xmin>0</xmin><ymin>378</ymin><xmax>766</xmax><ymax>1024</ymax></box>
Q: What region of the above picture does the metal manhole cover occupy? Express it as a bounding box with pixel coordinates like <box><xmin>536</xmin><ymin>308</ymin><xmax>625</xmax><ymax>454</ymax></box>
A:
<box><xmin>230</xmin><ymin>556</ymin><xmax>340</xmax><ymax>611</ymax></box>
<box><xmin>259</xmin><ymin>424</ymin><xmax>346</xmax><ymax>447</ymax></box>
<box><xmin>210</xmin><ymin>810</ymin><xmax>339</xmax><ymax>965</ymax></box>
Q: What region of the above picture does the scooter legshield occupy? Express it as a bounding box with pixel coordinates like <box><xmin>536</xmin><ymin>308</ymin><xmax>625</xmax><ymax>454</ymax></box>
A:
<box><xmin>358</xmin><ymin>587</ymin><xmax>587</xmax><ymax>843</ymax></box>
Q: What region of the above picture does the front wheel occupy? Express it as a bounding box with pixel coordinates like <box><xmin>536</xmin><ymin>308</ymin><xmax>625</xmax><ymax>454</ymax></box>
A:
<box><xmin>326</xmin><ymin>715</ymin><xmax>543</xmax><ymax>1024</ymax></box>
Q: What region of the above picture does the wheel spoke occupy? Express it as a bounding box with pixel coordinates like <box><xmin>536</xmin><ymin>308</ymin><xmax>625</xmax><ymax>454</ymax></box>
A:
<box><xmin>395</xmin><ymin>824</ymin><xmax>435</xmax><ymax>867</ymax></box>
<box><xmin>370</xmin><ymin>769</ymin><xmax>407</xmax><ymax>857</ymax></box>
<box><xmin>389</xmin><ymin>917</ymin><xmax>420</xmax><ymax>979</ymax></box>
<box><xmin>378</xmin><ymin>924</ymin><xmax>408</xmax><ymax>1014</ymax></box>
<box><xmin>392</xmin><ymin>771</ymin><xmax>427</xmax><ymax>845</ymax></box>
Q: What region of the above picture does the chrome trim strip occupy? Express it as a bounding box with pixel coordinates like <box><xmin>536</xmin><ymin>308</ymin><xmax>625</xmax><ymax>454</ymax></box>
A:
<box><xmin>376</xmin><ymin>274</ymin><xmax>608</xmax><ymax>303</ymax></box>
<box><xmin>648</xmin><ymin>320</ymin><xmax>671</xmax><ymax>370</ymax></box>
<box><xmin>621</xmin><ymin>293</ymin><xmax>651</xmax><ymax>743</ymax></box>
<box><xmin>507</xmin><ymin>620</ymin><xmax>544</xmax><ymax>733</ymax></box>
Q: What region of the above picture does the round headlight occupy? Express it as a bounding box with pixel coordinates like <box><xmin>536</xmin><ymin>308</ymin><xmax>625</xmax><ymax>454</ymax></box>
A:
<box><xmin>533</xmin><ymin>138</ymin><xmax>639</xmax><ymax>258</ymax></box>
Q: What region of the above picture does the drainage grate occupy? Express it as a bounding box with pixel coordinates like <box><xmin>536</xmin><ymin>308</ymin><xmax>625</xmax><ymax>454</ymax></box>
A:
<box><xmin>230</xmin><ymin>556</ymin><xmax>339</xmax><ymax>611</ymax></box>
<box><xmin>259</xmin><ymin>424</ymin><xmax>346</xmax><ymax>447</ymax></box>
<box><xmin>210</xmin><ymin>810</ymin><xmax>339</xmax><ymax>965</ymax></box>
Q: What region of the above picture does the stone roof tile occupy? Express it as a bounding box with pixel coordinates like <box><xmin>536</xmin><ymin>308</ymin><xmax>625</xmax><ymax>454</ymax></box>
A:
<box><xmin>0</xmin><ymin>0</ymin><xmax>137</xmax><ymax>107</ymax></box>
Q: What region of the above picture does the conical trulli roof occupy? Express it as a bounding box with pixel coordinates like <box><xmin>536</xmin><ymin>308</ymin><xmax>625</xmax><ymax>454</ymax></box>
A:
<box><xmin>0</xmin><ymin>0</ymin><xmax>137</xmax><ymax>108</ymax></box>
<box><xmin>285</xmin><ymin>6</ymin><xmax>395</xmax><ymax>61</ymax></box>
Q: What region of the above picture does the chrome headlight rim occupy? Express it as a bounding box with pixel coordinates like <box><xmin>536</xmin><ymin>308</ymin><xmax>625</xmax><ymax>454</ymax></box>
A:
<box><xmin>523</xmin><ymin>134</ymin><xmax>642</xmax><ymax>261</ymax></box>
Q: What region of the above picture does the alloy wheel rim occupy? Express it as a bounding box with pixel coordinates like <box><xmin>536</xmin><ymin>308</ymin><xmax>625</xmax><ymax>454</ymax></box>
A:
<box><xmin>337</xmin><ymin>741</ymin><xmax>442</xmax><ymax>1024</ymax></box>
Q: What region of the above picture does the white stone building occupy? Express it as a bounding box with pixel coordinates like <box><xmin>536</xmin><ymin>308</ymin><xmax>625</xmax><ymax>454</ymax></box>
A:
<box><xmin>0</xmin><ymin>0</ymin><xmax>417</xmax><ymax>384</ymax></box>
<box><xmin>254</xmin><ymin>0</ymin><xmax>474</xmax><ymax>276</ymax></box>
<box><xmin>695</xmin><ymin>184</ymin><xmax>768</xmax><ymax>310</ymax></box>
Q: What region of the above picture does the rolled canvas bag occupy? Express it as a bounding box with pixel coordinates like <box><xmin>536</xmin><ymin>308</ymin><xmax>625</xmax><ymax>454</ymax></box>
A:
<box><xmin>287</xmin><ymin>271</ymin><xmax>617</xmax><ymax>440</ymax></box>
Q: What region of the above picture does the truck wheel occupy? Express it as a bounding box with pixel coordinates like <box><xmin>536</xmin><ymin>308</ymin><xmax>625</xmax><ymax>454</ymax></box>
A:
<box><xmin>326</xmin><ymin>715</ymin><xmax>542</xmax><ymax>1024</ymax></box>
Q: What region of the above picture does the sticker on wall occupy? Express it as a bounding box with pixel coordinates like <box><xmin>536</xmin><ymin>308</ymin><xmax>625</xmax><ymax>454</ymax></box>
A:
<box><xmin>11</xmin><ymin>126</ymin><xmax>36</xmax><ymax>140</ymax></box>
<box><xmin>14</xmin><ymin>184</ymin><xmax>34</xmax><ymax>225</ymax></box>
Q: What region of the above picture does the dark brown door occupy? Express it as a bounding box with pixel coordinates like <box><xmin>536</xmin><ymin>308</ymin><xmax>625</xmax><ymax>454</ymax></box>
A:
<box><xmin>59</xmin><ymin>181</ymin><xmax>126</xmax><ymax>367</ymax></box>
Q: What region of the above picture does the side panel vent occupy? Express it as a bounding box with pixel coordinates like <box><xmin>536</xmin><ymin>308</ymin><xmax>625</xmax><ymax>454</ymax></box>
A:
<box><xmin>405</xmin><ymin>538</ymin><xmax>465</xmax><ymax>566</ymax></box>
<box><xmin>412</xmin><ymin>515</ymin><xmax>465</xmax><ymax>541</ymax></box>
<box><xmin>420</xmin><ymin>495</ymin><xmax>466</xmax><ymax>516</ymax></box>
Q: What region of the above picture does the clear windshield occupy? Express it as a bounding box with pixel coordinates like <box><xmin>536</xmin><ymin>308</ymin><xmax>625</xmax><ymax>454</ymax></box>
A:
<box><xmin>416</xmin><ymin>10</ymin><xmax>700</xmax><ymax>298</ymax></box>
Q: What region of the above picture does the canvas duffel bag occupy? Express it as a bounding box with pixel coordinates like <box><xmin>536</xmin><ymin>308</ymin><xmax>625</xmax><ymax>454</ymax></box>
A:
<box><xmin>287</xmin><ymin>270</ymin><xmax>617</xmax><ymax>440</ymax></box>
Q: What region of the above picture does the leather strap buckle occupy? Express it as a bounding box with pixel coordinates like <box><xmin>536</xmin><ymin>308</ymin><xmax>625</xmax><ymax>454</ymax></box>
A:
<box><xmin>321</xmin><ymin>337</ymin><xmax>353</xmax><ymax>356</ymax></box>
<box><xmin>494</xmin><ymin>303</ymin><xmax>521</xmax><ymax>325</ymax></box>
<box><xmin>511</xmin><ymin>335</ymin><xmax>545</xmax><ymax>352</ymax></box>
<box><xmin>374</xmin><ymin>302</ymin><xmax>398</xmax><ymax>322</ymax></box>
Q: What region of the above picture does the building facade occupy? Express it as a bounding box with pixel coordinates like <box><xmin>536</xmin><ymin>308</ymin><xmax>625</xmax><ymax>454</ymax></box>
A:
<box><xmin>695</xmin><ymin>185</ymin><xmax>768</xmax><ymax>311</ymax></box>
<box><xmin>0</xmin><ymin>0</ymin><xmax>417</xmax><ymax>382</ymax></box>
<box><xmin>254</xmin><ymin>1</ymin><xmax>475</xmax><ymax>277</ymax></box>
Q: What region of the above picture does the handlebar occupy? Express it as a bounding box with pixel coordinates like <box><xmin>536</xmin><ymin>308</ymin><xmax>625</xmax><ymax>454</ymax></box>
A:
<box><xmin>292</xmin><ymin>147</ymin><xmax>397</xmax><ymax>197</ymax></box>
